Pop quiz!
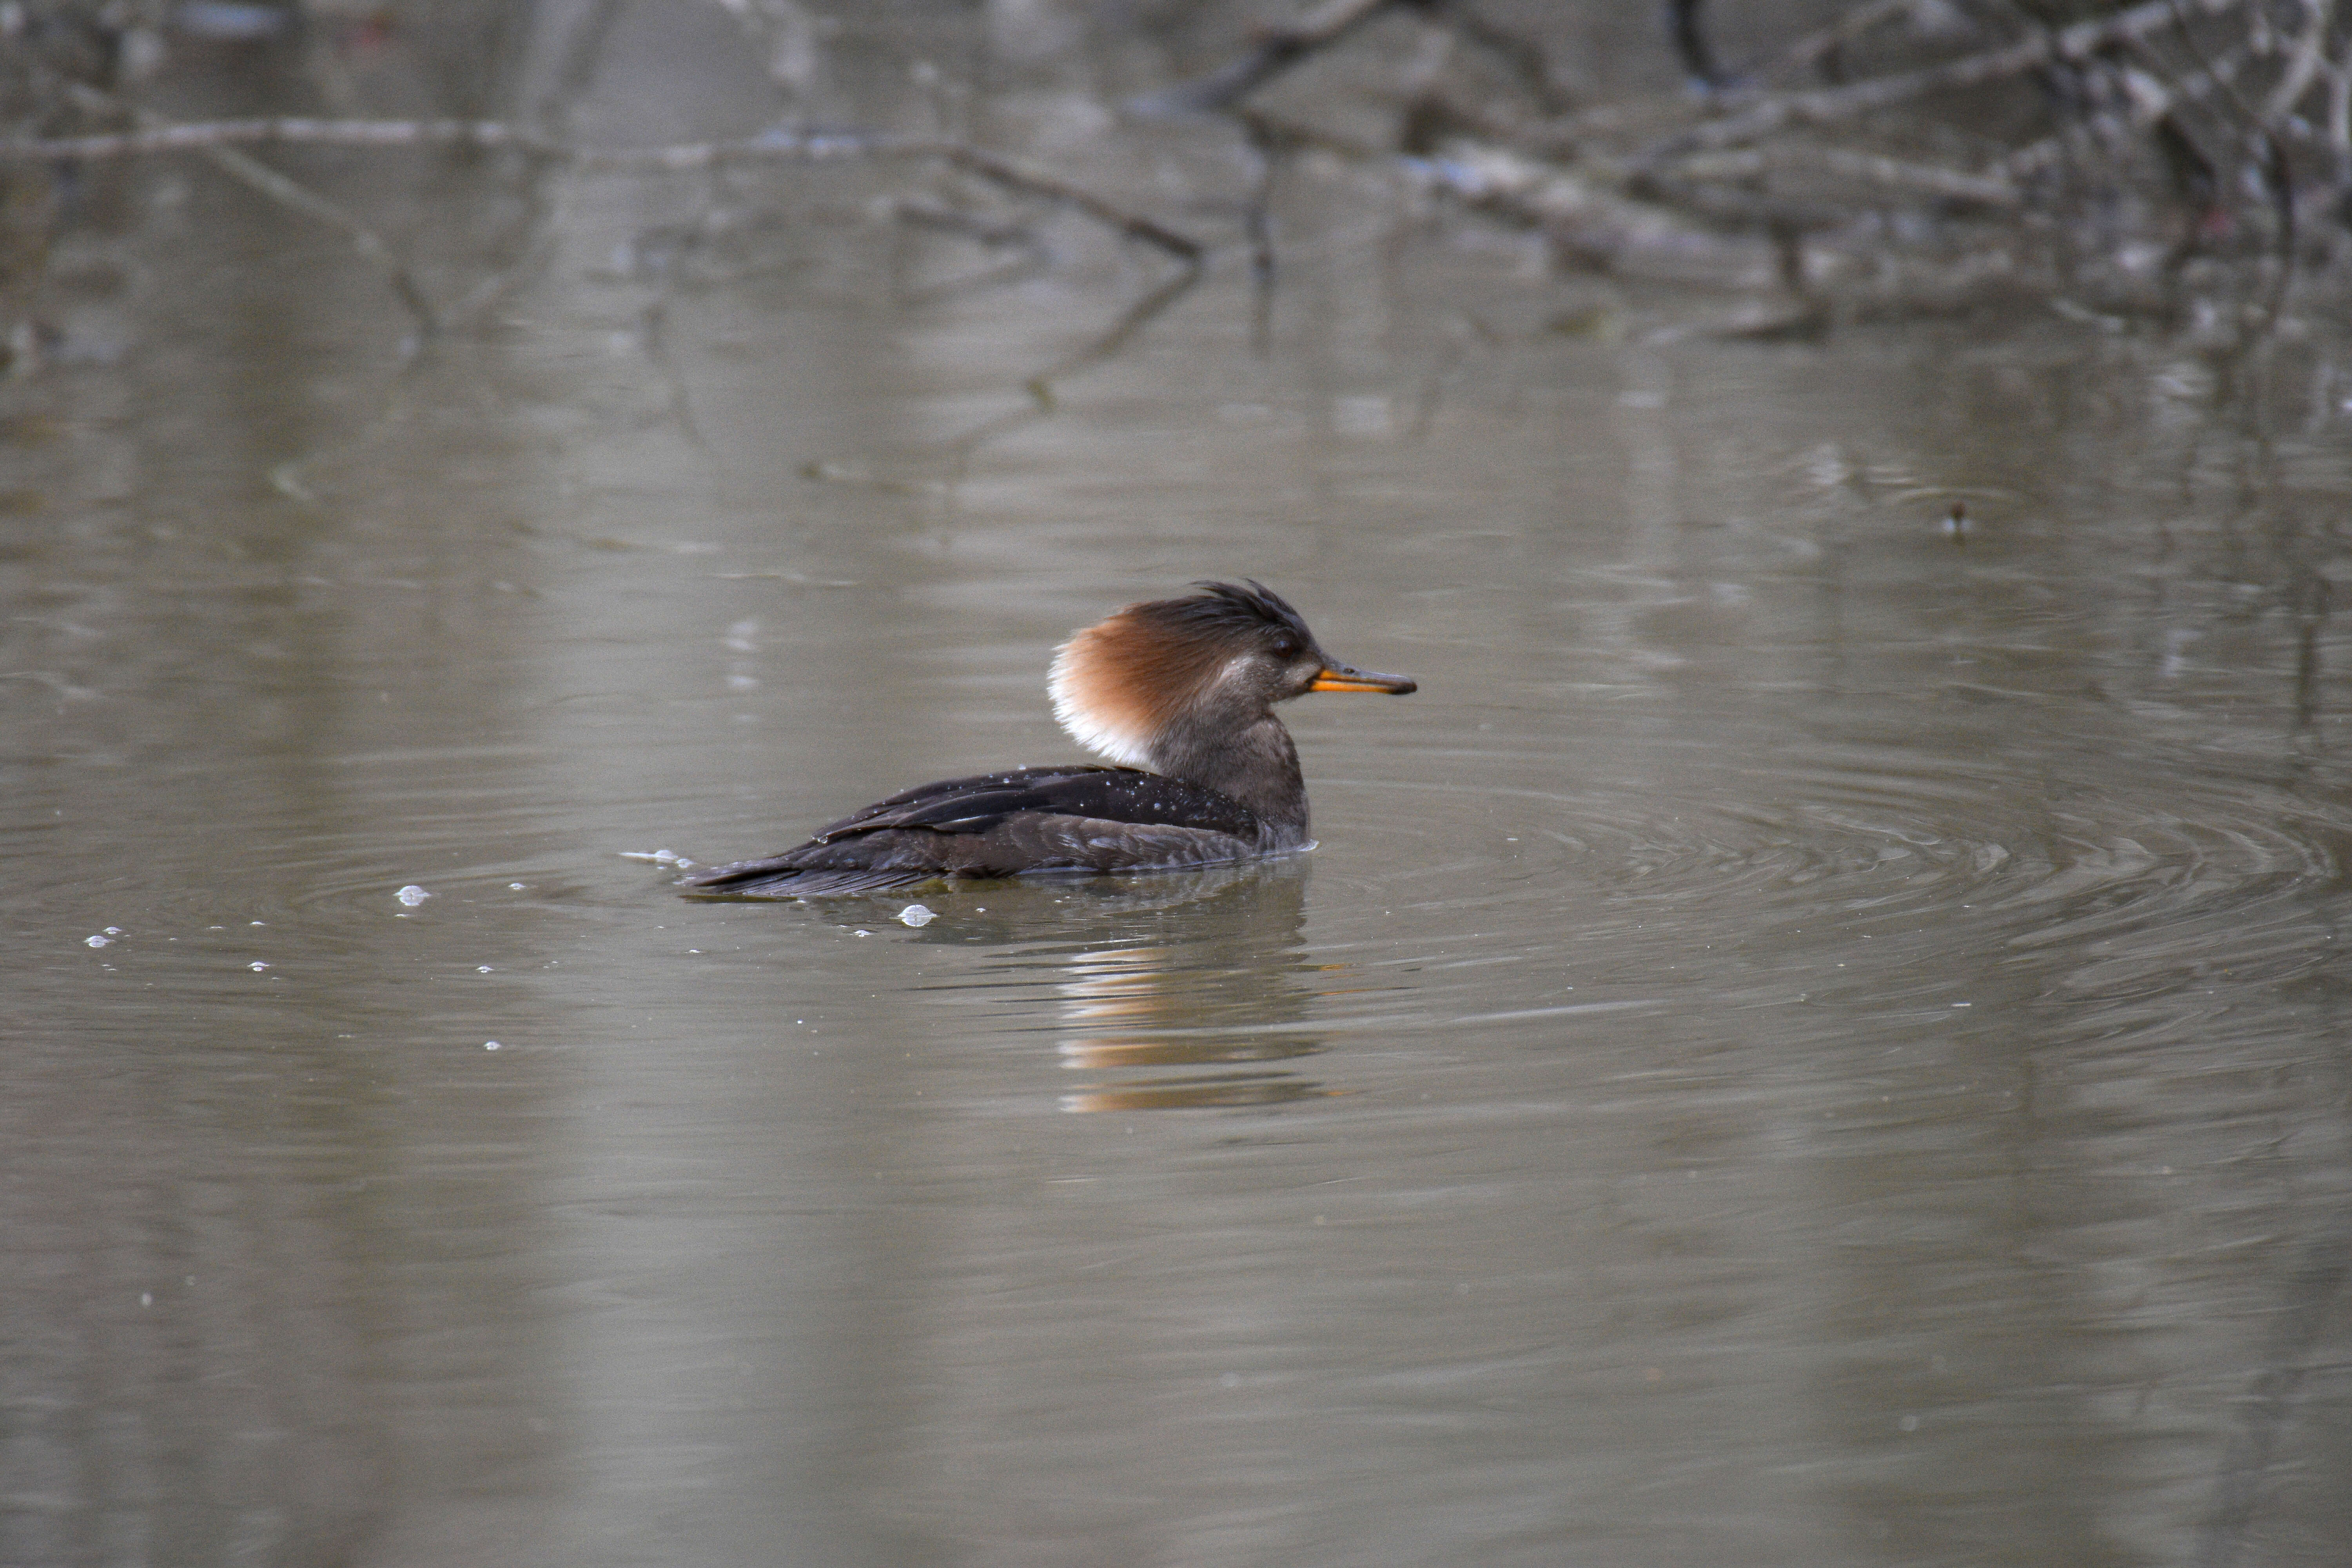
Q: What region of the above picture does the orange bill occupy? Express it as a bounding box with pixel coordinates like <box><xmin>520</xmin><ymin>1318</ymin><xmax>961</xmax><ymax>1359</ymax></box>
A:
<box><xmin>1310</xmin><ymin>662</ymin><xmax>1417</xmax><ymax>695</ymax></box>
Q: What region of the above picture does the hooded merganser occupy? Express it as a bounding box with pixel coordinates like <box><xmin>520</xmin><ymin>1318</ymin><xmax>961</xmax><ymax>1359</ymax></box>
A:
<box><xmin>682</xmin><ymin>581</ymin><xmax>1416</xmax><ymax>897</ymax></box>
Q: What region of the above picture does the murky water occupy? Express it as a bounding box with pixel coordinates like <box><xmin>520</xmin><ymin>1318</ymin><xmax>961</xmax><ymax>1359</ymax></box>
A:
<box><xmin>8</xmin><ymin>8</ymin><xmax>2352</xmax><ymax>1567</ymax></box>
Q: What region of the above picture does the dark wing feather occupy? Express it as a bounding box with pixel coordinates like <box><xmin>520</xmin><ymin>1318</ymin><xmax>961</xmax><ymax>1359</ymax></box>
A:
<box><xmin>690</xmin><ymin>864</ymin><xmax>944</xmax><ymax>897</ymax></box>
<box><xmin>813</xmin><ymin>767</ymin><xmax>1259</xmax><ymax>842</ymax></box>
<box><xmin>804</xmin><ymin>766</ymin><xmax>1114</xmax><ymax>840</ymax></box>
<box><xmin>682</xmin><ymin>767</ymin><xmax>1267</xmax><ymax>897</ymax></box>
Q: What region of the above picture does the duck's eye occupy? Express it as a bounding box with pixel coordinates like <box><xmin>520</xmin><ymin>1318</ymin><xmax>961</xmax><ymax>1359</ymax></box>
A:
<box><xmin>1272</xmin><ymin>638</ymin><xmax>1301</xmax><ymax>660</ymax></box>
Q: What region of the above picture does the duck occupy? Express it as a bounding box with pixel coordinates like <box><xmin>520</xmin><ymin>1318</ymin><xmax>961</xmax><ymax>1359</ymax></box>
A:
<box><xmin>682</xmin><ymin>581</ymin><xmax>1416</xmax><ymax>896</ymax></box>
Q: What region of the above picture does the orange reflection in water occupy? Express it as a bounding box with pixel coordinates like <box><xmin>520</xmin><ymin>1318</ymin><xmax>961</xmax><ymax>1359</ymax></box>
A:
<box><xmin>1045</xmin><ymin>867</ymin><xmax>1329</xmax><ymax>1111</ymax></box>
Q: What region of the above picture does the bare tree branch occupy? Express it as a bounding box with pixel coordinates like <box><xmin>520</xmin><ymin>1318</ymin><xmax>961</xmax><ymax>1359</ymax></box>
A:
<box><xmin>0</xmin><ymin>116</ymin><xmax>568</xmax><ymax>162</ymax></box>
<box><xmin>1127</xmin><ymin>0</ymin><xmax>1404</xmax><ymax>118</ymax></box>
<box><xmin>1759</xmin><ymin>0</ymin><xmax>1953</xmax><ymax>85</ymax></box>
<box><xmin>2260</xmin><ymin>0</ymin><xmax>2336</xmax><ymax>128</ymax></box>
<box><xmin>0</xmin><ymin>120</ymin><xmax>1203</xmax><ymax>263</ymax></box>
<box><xmin>1675</xmin><ymin>143</ymin><xmax>2022</xmax><ymax>207</ymax></box>
<box><xmin>1641</xmin><ymin>0</ymin><xmax>2254</xmax><ymax>163</ymax></box>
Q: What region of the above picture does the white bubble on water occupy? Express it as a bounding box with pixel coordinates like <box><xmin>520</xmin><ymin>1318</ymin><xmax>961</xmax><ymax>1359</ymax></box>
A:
<box><xmin>396</xmin><ymin>885</ymin><xmax>430</xmax><ymax>906</ymax></box>
<box><xmin>897</xmin><ymin>904</ymin><xmax>936</xmax><ymax>927</ymax></box>
<box><xmin>85</xmin><ymin>934</ymin><xmax>111</xmax><ymax>948</ymax></box>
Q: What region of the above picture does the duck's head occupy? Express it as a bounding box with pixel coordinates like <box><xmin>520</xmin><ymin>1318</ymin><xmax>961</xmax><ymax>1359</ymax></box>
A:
<box><xmin>1049</xmin><ymin>580</ymin><xmax>1416</xmax><ymax>770</ymax></box>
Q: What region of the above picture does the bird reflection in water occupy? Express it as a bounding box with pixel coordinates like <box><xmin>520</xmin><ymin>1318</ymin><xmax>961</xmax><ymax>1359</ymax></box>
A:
<box><xmin>896</xmin><ymin>858</ymin><xmax>1330</xmax><ymax>1111</ymax></box>
<box><xmin>1053</xmin><ymin>860</ymin><xmax>1323</xmax><ymax>1111</ymax></box>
